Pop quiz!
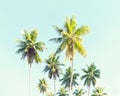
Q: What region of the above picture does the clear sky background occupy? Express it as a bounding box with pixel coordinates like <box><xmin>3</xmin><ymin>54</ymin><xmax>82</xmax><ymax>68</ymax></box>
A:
<box><xmin>0</xmin><ymin>0</ymin><xmax>120</xmax><ymax>96</ymax></box>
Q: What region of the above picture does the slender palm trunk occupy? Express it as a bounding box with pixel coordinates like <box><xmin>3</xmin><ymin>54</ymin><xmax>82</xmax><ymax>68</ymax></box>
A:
<box><xmin>29</xmin><ymin>65</ymin><xmax>31</xmax><ymax>96</ymax></box>
<box><xmin>88</xmin><ymin>86</ymin><xmax>90</xmax><ymax>96</ymax></box>
<box><xmin>69</xmin><ymin>56</ymin><xmax>74</xmax><ymax>96</ymax></box>
<box><xmin>54</xmin><ymin>78</ymin><xmax>56</xmax><ymax>96</ymax></box>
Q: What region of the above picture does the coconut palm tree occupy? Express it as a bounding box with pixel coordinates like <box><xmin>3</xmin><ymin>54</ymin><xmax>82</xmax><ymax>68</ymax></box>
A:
<box><xmin>92</xmin><ymin>87</ymin><xmax>107</xmax><ymax>96</ymax></box>
<box><xmin>60</xmin><ymin>67</ymin><xmax>79</xmax><ymax>94</ymax></box>
<box><xmin>50</xmin><ymin>16</ymin><xmax>89</xmax><ymax>96</ymax></box>
<box><xmin>73</xmin><ymin>88</ymin><xmax>86</xmax><ymax>96</ymax></box>
<box><xmin>47</xmin><ymin>92</ymin><xmax>54</xmax><ymax>96</ymax></box>
<box><xmin>81</xmin><ymin>63</ymin><xmax>100</xmax><ymax>96</ymax></box>
<box><xmin>57</xmin><ymin>87</ymin><xmax>68</xmax><ymax>96</ymax></box>
<box><xmin>38</xmin><ymin>78</ymin><xmax>48</xmax><ymax>96</ymax></box>
<box><xmin>16</xmin><ymin>29</ymin><xmax>45</xmax><ymax>96</ymax></box>
<box><xmin>43</xmin><ymin>54</ymin><xmax>64</xmax><ymax>96</ymax></box>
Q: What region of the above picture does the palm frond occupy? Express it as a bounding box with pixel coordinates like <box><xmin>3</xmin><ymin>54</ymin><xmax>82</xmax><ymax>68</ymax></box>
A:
<box><xmin>55</xmin><ymin>40</ymin><xmax>68</xmax><ymax>54</ymax></box>
<box><xmin>74</xmin><ymin>40</ymin><xmax>86</xmax><ymax>56</ymax></box>
<box><xmin>49</xmin><ymin>37</ymin><xmax>63</xmax><ymax>43</ymax></box>
<box><xmin>74</xmin><ymin>26</ymin><xmax>89</xmax><ymax>36</ymax></box>
<box><xmin>30</xmin><ymin>29</ymin><xmax>38</xmax><ymax>42</ymax></box>
<box><xmin>54</xmin><ymin>26</ymin><xmax>64</xmax><ymax>35</ymax></box>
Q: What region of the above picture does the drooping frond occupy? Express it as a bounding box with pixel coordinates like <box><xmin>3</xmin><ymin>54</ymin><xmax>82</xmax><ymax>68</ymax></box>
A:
<box><xmin>35</xmin><ymin>41</ymin><xmax>45</xmax><ymax>51</ymax></box>
<box><xmin>49</xmin><ymin>37</ymin><xmax>63</xmax><ymax>43</ymax></box>
<box><xmin>54</xmin><ymin>26</ymin><xmax>64</xmax><ymax>35</ymax></box>
<box><xmin>74</xmin><ymin>39</ymin><xmax>86</xmax><ymax>56</ymax></box>
<box><xmin>55</xmin><ymin>40</ymin><xmax>68</xmax><ymax>54</ymax></box>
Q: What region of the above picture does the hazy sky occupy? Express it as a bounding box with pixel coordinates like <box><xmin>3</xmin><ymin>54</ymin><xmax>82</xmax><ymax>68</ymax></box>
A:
<box><xmin>0</xmin><ymin>0</ymin><xmax>120</xmax><ymax>96</ymax></box>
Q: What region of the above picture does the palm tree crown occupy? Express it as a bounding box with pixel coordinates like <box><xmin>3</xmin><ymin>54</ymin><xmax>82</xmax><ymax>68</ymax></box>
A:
<box><xmin>60</xmin><ymin>67</ymin><xmax>79</xmax><ymax>89</ymax></box>
<box><xmin>92</xmin><ymin>87</ymin><xmax>107</xmax><ymax>96</ymax></box>
<box><xmin>73</xmin><ymin>88</ymin><xmax>86</xmax><ymax>96</ymax></box>
<box><xmin>81</xmin><ymin>63</ymin><xmax>100</xmax><ymax>96</ymax></box>
<box><xmin>50</xmin><ymin>16</ymin><xmax>89</xmax><ymax>60</ymax></box>
<box><xmin>38</xmin><ymin>78</ymin><xmax>48</xmax><ymax>95</ymax></box>
<box><xmin>57</xmin><ymin>87</ymin><xmax>68</xmax><ymax>96</ymax></box>
<box><xmin>43</xmin><ymin>54</ymin><xmax>64</xmax><ymax>79</ymax></box>
<box><xmin>16</xmin><ymin>29</ymin><xmax>45</xmax><ymax>67</ymax></box>
<box><xmin>81</xmin><ymin>63</ymin><xmax>100</xmax><ymax>87</ymax></box>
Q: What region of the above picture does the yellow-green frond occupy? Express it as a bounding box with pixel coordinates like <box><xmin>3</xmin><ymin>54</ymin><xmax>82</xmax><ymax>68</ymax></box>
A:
<box><xmin>74</xmin><ymin>40</ymin><xmax>86</xmax><ymax>56</ymax></box>
<box><xmin>30</xmin><ymin>29</ymin><xmax>38</xmax><ymax>42</ymax></box>
<box><xmin>74</xmin><ymin>26</ymin><xmax>89</xmax><ymax>36</ymax></box>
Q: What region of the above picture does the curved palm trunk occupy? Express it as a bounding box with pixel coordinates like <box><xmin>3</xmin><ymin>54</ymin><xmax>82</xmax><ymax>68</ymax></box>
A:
<box><xmin>54</xmin><ymin>78</ymin><xmax>56</xmax><ymax>96</ymax></box>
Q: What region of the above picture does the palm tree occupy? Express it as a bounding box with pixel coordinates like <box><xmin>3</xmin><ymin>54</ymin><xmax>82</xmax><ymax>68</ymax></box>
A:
<box><xmin>81</xmin><ymin>63</ymin><xmax>100</xmax><ymax>96</ymax></box>
<box><xmin>57</xmin><ymin>87</ymin><xmax>68</xmax><ymax>96</ymax></box>
<box><xmin>47</xmin><ymin>92</ymin><xmax>54</xmax><ymax>96</ymax></box>
<box><xmin>60</xmin><ymin>67</ymin><xmax>79</xmax><ymax>94</ymax></box>
<box><xmin>38</xmin><ymin>78</ymin><xmax>48</xmax><ymax>96</ymax></box>
<box><xmin>50</xmin><ymin>16</ymin><xmax>89</xmax><ymax>96</ymax></box>
<box><xmin>73</xmin><ymin>88</ymin><xmax>86</xmax><ymax>96</ymax></box>
<box><xmin>92</xmin><ymin>87</ymin><xmax>107</xmax><ymax>96</ymax></box>
<box><xmin>16</xmin><ymin>29</ymin><xmax>45</xmax><ymax>96</ymax></box>
<box><xmin>43</xmin><ymin>54</ymin><xmax>64</xmax><ymax>96</ymax></box>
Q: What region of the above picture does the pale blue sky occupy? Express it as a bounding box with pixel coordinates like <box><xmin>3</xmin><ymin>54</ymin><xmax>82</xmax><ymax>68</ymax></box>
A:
<box><xmin>0</xmin><ymin>0</ymin><xmax>120</xmax><ymax>96</ymax></box>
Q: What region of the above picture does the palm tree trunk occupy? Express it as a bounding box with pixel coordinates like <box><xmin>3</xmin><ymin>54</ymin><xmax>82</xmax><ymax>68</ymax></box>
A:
<box><xmin>88</xmin><ymin>86</ymin><xmax>90</xmax><ymax>96</ymax></box>
<box><xmin>54</xmin><ymin>78</ymin><xmax>56</xmax><ymax>96</ymax></box>
<box><xmin>69</xmin><ymin>56</ymin><xmax>74</xmax><ymax>96</ymax></box>
<box><xmin>29</xmin><ymin>65</ymin><xmax>31</xmax><ymax>96</ymax></box>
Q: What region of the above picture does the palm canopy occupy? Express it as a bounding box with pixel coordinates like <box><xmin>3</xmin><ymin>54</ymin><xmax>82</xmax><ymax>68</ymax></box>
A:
<box><xmin>57</xmin><ymin>87</ymin><xmax>68</xmax><ymax>96</ymax></box>
<box><xmin>60</xmin><ymin>67</ymin><xmax>79</xmax><ymax>89</ymax></box>
<box><xmin>73</xmin><ymin>88</ymin><xmax>86</xmax><ymax>96</ymax></box>
<box><xmin>38</xmin><ymin>78</ymin><xmax>48</xmax><ymax>94</ymax></box>
<box><xmin>92</xmin><ymin>87</ymin><xmax>107</xmax><ymax>96</ymax></box>
<box><xmin>81</xmin><ymin>63</ymin><xmax>100</xmax><ymax>87</ymax></box>
<box><xmin>47</xmin><ymin>92</ymin><xmax>54</xmax><ymax>96</ymax></box>
<box><xmin>50</xmin><ymin>16</ymin><xmax>89</xmax><ymax>60</ymax></box>
<box><xmin>16</xmin><ymin>29</ymin><xmax>45</xmax><ymax>67</ymax></box>
<box><xmin>43</xmin><ymin>54</ymin><xmax>64</xmax><ymax>79</ymax></box>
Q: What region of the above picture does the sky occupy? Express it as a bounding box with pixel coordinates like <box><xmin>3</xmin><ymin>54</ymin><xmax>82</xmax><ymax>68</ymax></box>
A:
<box><xmin>0</xmin><ymin>0</ymin><xmax>120</xmax><ymax>96</ymax></box>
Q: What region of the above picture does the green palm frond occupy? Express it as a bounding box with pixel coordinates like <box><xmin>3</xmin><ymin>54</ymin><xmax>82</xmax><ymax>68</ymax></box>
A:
<box><xmin>55</xmin><ymin>40</ymin><xmax>68</xmax><ymax>54</ymax></box>
<box><xmin>49</xmin><ymin>37</ymin><xmax>63</xmax><ymax>43</ymax></box>
<box><xmin>74</xmin><ymin>26</ymin><xmax>89</xmax><ymax>36</ymax></box>
<box><xmin>30</xmin><ymin>29</ymin><xmax>38</xmax><ymax>42</ymax></box>
<box><xmin>54</xmin><ymin>26</ymin><xmax>64</xmax><ymax>35</ymax></box>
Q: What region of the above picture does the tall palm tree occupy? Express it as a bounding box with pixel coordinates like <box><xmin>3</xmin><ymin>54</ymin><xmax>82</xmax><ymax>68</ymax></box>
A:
<box><xmin>43</xmin><ymin>54</ymin><xmax>64</xmax><ymax>96</ymax></box>
<box><xmin>50</xmin><ymin>16</ymin><xmax>89</xmax><ymax>96</ymax></box>
<box><xmin>92</xmin><ymin>87</ymin><xmax>107</xmax><ymax>96</ymax></box>
<box><xmin>60</xmin><ymin>67</ymin><xmax>79</xmax><ymax>94</ymax></box>
<box><xmin>57</xmin><ymin>87</ymin><xmax>68</xmax><ymax>96</ymax></box>
<box><xmin>16</xmin><ymin>29</ymin><xmax>45</xmax><ymax>96</ymax></box>
<box><xmin>81</xmin><ymin>63</ymin><xmax>100</xmax><ymax>96</ymax></box>
<box><xmin>73</xmin><ymin>88</ymin><xmax>86</xmax><ymax>96</ymax></box>
<box><xmin>38</xmin><ymin>78</ymin><xmax>48</xmax><ymax>96</ymax></box>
